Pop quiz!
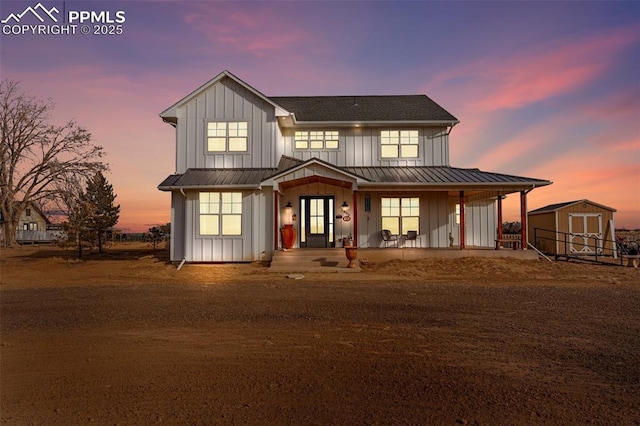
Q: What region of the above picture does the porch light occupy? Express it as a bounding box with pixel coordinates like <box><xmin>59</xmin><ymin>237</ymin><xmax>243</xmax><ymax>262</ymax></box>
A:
<box><xmin>341</xmin><ymin>201</ymin><xmax>349</xmax><ymax>212</ymax></box>
<box><xmin>285</xmin><ymin>201</ymin><xmax>292</xmax><ymax>209</ymax></box>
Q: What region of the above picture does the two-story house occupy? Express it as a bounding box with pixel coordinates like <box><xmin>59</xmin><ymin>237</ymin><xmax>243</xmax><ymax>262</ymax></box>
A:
<box><xmin>159</xmin><ymin>70</ymin><xmax>551</xmax><ymax>262</ymax></box>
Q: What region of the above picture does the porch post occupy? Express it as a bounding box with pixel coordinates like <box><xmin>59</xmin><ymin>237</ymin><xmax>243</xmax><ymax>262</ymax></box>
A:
<box><xmin>352</xmin><ymin>190</ymin><xmax>358</xmax><ymax>246</ymax></box>
<box><xmin>520</xmin><ymin>190</ymin><xmax>527</xmax><ymax>250</ymax></box>
<box><xmin>497</xmin><ymin>194</ymin><xmax>503</xmax><ymax>242</ymax></box>
<box><xmin>459</xmin><ymin>190</ymin><xmax>466</xmax><ymax>250</ymax></box>
<box><xmin>274</xmin><ymin>190</ymin><xmax>279</xmax><ymax>251</ymax></box>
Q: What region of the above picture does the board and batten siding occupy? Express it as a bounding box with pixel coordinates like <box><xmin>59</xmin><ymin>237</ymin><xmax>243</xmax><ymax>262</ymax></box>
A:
<box><xmin>170</xmin><ymin>191</ymin><xmax>186</xmax><ymax>262</ymax></box>
<box><xmin>175</xmin><ymin>78</ymin><xmax>278</xmax><ymax>173</ymax></box>
<box><xmin>357</xmin><ymin>192</ymin><xmax>451</xmax><ymax>248</ymax></box>
<box><xmin>180</xmin><ymin>189</ymin><xmax>272</xmax><ymax>262</ymax></box>
<box><xmin>279</xmin><ymin>126</ymin><xmax>449</xmax><ymax>167</ymax></box>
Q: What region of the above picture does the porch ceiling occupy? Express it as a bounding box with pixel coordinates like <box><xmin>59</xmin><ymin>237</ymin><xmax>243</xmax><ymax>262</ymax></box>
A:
<box><xmin>279</xmin><ymin>175</ymin><xmax>353</xmax><ymax>190</ymax></box>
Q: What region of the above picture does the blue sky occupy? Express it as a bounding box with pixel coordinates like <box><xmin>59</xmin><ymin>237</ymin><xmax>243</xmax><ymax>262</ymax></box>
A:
<box><xmin>2</xmin><ymin>0</ymin><xmax>638</xmax><ymax>231</ymax></box>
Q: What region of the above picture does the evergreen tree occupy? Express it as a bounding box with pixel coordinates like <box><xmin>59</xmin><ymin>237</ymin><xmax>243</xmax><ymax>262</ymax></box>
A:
<box><xmin>85</xmin><ymin>172</ymin><xmax>120</xmax><ymax>253</ymax></box>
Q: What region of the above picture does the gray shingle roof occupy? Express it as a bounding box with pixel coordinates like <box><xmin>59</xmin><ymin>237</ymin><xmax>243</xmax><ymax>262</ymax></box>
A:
<box><xmin>269</xmin><ymin>95</ymin><xmax>458</xmax><ymax>122</ymax></box>
<box><xmin>529</xmin><ymin>199</ymin><xmax>616</xmax><ymax>214</ymax></box>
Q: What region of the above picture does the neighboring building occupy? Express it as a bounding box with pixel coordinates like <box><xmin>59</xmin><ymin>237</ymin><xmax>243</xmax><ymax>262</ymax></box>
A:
<box><xmin>158</xmin><ymin>70</ymin><xmax>552</xmax><ymax>262</ymax></box>
<box><xmin>15</xmin><ymin>202</ymin><xmax>64</xmax><ymax>243</ymax></box>
<box><xmin>528</xmin><ymin>199</ymin><xmax>616</xmax><ymax>256</ymax></box>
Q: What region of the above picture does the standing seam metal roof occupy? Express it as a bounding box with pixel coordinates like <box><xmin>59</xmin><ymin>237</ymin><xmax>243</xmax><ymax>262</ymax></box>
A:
<box><xmin>159</xmin><ymin>164</ymin><xmax>550</xmax><ymax>190</ymax></box>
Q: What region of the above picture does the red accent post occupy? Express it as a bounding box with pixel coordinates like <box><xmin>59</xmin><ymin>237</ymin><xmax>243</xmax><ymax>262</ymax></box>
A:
<box><xmin>459</xmin><ymin>191</ymin><xmax>465</xmax><ymax>250</ymax></box>
<box><xmin>352</xmin><ymin>190</ymin><xmax>358</xmax><ymax>246</ymax></box>
<box><xmin>497</xmin><ymin>195</ymin><xmax>503</xmax><ymax>242</ymax></box>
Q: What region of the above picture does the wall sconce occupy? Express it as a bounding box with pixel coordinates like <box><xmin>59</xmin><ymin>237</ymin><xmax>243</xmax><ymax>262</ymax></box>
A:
<box><xmin>341</xmin><ymin>201</ymin><xmax>349</xmax><ymax>212</ymax></box>
<box><xmin>285</xmin><ymin>201</ymin><xmax>295</xmax><ymax>224</ymax></box>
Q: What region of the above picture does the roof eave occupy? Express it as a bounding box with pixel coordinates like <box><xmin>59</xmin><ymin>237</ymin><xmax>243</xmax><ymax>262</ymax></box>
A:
<box><xmin>158</xmin><ymin>184</ymin><xmax>262</xmax><ymax>192</ymax></box>
<box><xmin>281</xmin><ymin>119</ymin><xmax>460</xmax><ymax>128</ymax></box>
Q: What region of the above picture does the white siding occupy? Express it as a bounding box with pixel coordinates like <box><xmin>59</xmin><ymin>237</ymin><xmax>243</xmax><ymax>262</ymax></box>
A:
<box><xmin>170</xmin><ymin>192</ymin><xmax>186</xmax><ymax>262</ymax></box>
<box><xmin>357</xmin><ymin>192</ymin><xmax>451</xmax><ymax>248</ymax></box>
<box><xmin>280</xmin><ymin>126</ymin><xmax>449</xmax><ymax>167</ymax></box>
<box><xmin>180</xmin><ymin>189</ymin><xmax>272</xmax><ymax>262</ymax></box>
<box><xmin>175</xmin><ymin>77</ymin><xmax>278</xmax><ymax>173</ymax></box>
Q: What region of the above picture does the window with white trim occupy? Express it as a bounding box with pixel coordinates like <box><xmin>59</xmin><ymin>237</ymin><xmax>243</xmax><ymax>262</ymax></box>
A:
<box><xmin>381</xmin><ymin>197</ymin><xmax>419</xmax><ymax>235</ymax></box>
<box><xmin>199</xmin><ymin>192</ymin><xmax>242</xmax><ymax>236</ymax></box>
<box><xmin>380</xmin><ymin>130</ymin><xmax>419</xmax><ymax>158</ymax></box>
<box><xmin>295</xmin><ymin>130</ymin><xmax>339</xmax><ymax>150</ymax></box>
<box><xmin>207</xmin><ymin>122</ymin><xmax>248</xmax><ymax>152</ymax></box>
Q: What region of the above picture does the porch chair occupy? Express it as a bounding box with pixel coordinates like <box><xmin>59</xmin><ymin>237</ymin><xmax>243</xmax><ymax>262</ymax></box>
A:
<box><xmin>405</xmin><ymin>230</ymin><xmax>418</xmax><ymax>248</ymax></box>
<box><xmin>381</xmin><ymin>229</ymin><xmax>399</xmax><ymax>248</ymax></box>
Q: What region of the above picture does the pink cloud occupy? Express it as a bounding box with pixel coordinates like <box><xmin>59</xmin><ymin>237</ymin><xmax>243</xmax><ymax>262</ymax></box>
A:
<box><xmin>181</xmin><ymin>3</ymin><xmax>312</xmax><ymax>58</ymax></box>
<box><xmin>425</xmin><ymin>25</ymin><xmax>639</xmax><ymax>111</ymax></box>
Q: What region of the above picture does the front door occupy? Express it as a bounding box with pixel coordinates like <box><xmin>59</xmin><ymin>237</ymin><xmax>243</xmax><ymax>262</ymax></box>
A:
<box><xmin>300</xmin><ymin>196</ymin><xmax>334</xmax><ymax>248</ymax></box>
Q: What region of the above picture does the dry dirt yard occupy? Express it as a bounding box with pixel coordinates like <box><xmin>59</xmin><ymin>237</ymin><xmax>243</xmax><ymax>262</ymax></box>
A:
<box><xmin>1</xmin><ymin>243</ymin><xmax>639</xmax><ymax>425</ymax></box>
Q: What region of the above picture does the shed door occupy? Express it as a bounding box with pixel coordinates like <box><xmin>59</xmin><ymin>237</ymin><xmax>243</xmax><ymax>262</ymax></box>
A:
<box><xmin>568</xmin><ymin>214</ymin><xmax>602</xmax><ymax>254</ymax></box>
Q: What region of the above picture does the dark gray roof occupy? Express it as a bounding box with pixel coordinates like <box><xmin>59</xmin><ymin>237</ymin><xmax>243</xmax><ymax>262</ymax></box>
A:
<box><xmin>343</xmin><ymin>166</ymin><xmax>550</xmax><ymax>186</ymax></box>
<box><xmin>158</xmin><ymin>168</ymin><xmax>277</xmax><ymax>190</ymax></box>
<box><xmin>529</xmin><ymin>199</ymin><xmax>616</xmax><ymax>214</ymax></box>
<box><xmin>269</xmin><ymin>95</ymin><xmax>458</xmax><ymax>122</ymax></box>
<box><xmin>159</xmin><ymin>160</ymin><xmax>551</xmax><ymax>191</ymax></box>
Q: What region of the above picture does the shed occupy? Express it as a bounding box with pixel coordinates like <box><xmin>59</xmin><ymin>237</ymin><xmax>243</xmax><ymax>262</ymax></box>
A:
<box><xmin>528</xmin><ymin>200</ymin><xmax>616</xmax><ymax>256</ymax></box>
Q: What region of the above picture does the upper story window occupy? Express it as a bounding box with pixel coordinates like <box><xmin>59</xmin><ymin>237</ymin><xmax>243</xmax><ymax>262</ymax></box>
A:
<box><xmin>199</xmin><ymin>192</ymin><xmax>243</xmax><ymax>236</ymax></box>
<box><xmin>295</xmin><ymin>130</ymin><xmax>339</xmax><ymax>150</ymax></box>
<box><xmin>207</xmin><ymin>122</ymin><xmax>248</xmax><ymax>152</ymax></box>
<box><xmin>380</xmin><ymin>130</ymin><xmax>419</xmax><ymax>158</ymax></box>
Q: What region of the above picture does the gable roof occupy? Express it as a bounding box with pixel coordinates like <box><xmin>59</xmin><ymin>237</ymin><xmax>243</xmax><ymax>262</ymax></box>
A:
<box><xmin>159</xmin><ymin>70</ymin><xmax>458</xmax><ymax>126</ymax></box>
<box><xmin>269</xmin><ymin>95</ymin><xmax>458</xmax><ymax>123</ymax></box>
<box><xmin>529</xmin><ymin>199</ymin><xmax>616</xmax><ymax>215</ymax></box>
<box><xmin>159</xmin><ymin>70</ymin><xmax>290</xmax><ymax>124</ymax></box>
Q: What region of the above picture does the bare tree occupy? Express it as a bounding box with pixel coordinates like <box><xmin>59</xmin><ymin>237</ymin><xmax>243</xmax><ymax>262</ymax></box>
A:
<box><xmin>0</xmin><ymin>79</ymin><xmax>106</xmax><ymax>247</ymax></box>
<box><xmin>55</xmin><ymin>178</ymin><xmax>95</xmax><ymax>259</ymax></box>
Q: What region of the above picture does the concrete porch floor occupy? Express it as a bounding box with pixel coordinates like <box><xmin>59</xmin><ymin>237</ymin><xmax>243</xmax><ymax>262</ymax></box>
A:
<box><xmin>268</xmin><ymin>246</ymin><xmax>538</xmax><ymax>273</ymax></box>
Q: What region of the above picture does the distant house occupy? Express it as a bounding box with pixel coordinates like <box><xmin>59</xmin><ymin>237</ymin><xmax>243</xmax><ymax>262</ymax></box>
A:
<box><xmin>15</xmin><ymin>202</ymin><xmax>64</xmax><ymax>244</ymax></box>
<box><xmin>158</xmin><ymin>70</ymin><xmax>552</xmax><ymax>262</ymax></box>
<box><xmin>528</xmin><ymin>199</ymin><xmax>616</xmax><ymax>256</ymax></box>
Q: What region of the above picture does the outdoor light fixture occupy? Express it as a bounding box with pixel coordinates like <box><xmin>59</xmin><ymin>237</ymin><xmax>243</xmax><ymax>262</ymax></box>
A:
<box><xmin>341</xmin><ymin>201</ymin><xmax>349</xmax><ymax>212</ymax></box>
<box><xmin>285</xmin><ymin>201</ymin><xmax>292</xmax><ymax>209</ymax></box>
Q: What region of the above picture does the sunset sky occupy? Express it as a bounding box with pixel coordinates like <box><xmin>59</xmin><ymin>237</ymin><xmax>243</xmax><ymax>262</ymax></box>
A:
<box><xmin>2</xmin><ymin>0</ymin><xmax>639</xmax><ymax>231</ymax></box>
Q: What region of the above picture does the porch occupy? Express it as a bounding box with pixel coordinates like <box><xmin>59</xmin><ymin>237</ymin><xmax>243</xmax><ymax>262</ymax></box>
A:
<box><xmin>268</xmin><ymin>246</ymin><xmax>538</xmax><ymax>273</ymax></box>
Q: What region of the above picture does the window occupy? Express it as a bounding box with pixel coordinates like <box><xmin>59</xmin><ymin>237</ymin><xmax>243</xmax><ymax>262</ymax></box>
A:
<box><xmin>381</xmin><ymin>130</ymin><xmax>418</xmax><ymax>158</ymax></box>
<box><xmin>381</xmin><ymin>197</ymin><xmax>419</xmax><ymax>235</ymax></box>
<box><xmin>207</xmin><ymin>122</ymin><xmax>248</xmax><ymax>152</ymax></box>
<box><xmin>22</xmin><ymin>222</ymin><xmax>38</xmax><ymax>231</ymax></box>
<box><xmin>294</xmin><ymin>130</ymin><xmax>339</xmax><ymax>150</ymax></box>
<box><xmin>199</xmin><ymin>192</ymin><xmax>242</xmax><ymax>236</ymax></box>
<box><xmin>455</xmin><ymin>203</ymin><xmax>461</xmax><ymax>225</ymax></box>
<box><xmin>26</xmin><ymin>208</ymin><xmax>31</xmax><ymax>216</ymax></box>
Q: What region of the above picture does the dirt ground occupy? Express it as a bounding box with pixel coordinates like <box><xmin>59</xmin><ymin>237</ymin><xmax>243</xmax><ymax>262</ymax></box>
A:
<box><xmin>1</xmin><ymin>243</ymin><xmax>639</xmax><ymax>425</ymax></box>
